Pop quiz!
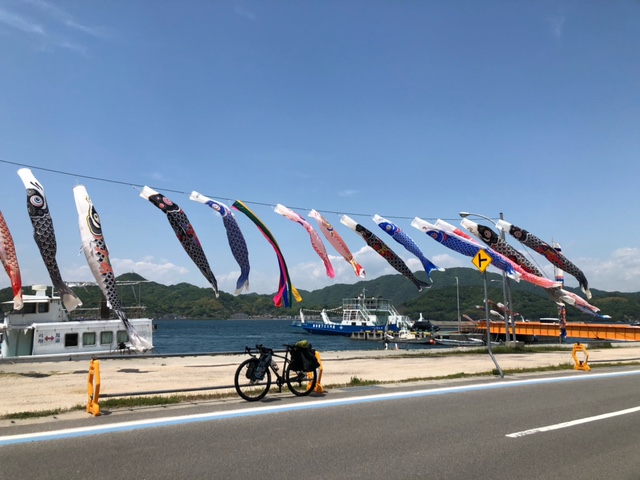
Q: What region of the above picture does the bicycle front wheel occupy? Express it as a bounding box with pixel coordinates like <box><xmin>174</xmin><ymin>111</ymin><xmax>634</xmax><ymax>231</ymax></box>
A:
<box><xmin>285</xmin><ymin>365</ymin><xmax>317</xmax><ymax>396</ymax></box>
<box><xmin>234</xmin><ymin>358</ymin><xmax>272</xmax><ymax>401</ymax></box>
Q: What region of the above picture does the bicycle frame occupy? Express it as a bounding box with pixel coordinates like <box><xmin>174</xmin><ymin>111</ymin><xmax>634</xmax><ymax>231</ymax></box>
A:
<box><xmin>234</xmin><ymin>343</ymin><xmax>318</xmax><ymax>401</ymax></box>
<box><xmin>244</xmin><ymin>345</ymin><xmax>289</xmax><ymax>391</ymax></box>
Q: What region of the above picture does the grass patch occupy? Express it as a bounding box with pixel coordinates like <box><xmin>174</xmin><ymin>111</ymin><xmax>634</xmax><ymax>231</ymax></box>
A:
<box><xmin>99</xmin><ymin>395</ymin><xmax>183</xmax><ymax>409</ymax></box>
<box><xmin>348</xmin><ymin>376</ymin><xmax>380</xmax><ymax>386</ymax></box>
<box><xmin>500</xmin><ymin>363</ymin><xmax>574</xmax><ymax>374</ymax></box>
<box><xmin>591</xmin><ymin>361</ymin><xmax>640</xmax><ymax>368</ymax></box>
<box><xmin>3</xmin><ymin>408</ymin><xmax>67</xmax><ymax>420</ymax></box>
<box><xmin>403</xmin><ymin>371</ymin><xmax>487</xmax><ymax>382</ymax></box>
<box><xmin>99</xmin><ymin>391</ymin><xmax>237</xmax><ymax>409</ymax></box>
<box><xmin>453</xmin><ymin>345</ymin><xmax>572</xmax><ymax>355</ymax></box>
<box><xmin>0</xmin><ymin>392</ymin><xmax>238</xmax><ymax>421</ymax></box>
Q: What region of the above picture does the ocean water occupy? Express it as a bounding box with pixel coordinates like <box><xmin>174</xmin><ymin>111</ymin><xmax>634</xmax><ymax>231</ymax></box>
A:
<box><xmin>151</xmin><ymin>319</ymin><xmax>429</xmax><ymax>355</ymax></box>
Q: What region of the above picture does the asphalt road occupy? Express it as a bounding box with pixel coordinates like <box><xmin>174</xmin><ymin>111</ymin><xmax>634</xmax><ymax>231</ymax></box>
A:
<box><xmin>2</xmin><ymin>367</ymin><xmax>640</xmax><ymax>480</ymax></box>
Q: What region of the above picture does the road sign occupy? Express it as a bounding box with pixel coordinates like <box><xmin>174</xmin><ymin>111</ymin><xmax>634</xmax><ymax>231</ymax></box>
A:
<box><xmin>472</xmin><ymin>249</ymin><xmax>492</xmax><ymax>272</ymax></box>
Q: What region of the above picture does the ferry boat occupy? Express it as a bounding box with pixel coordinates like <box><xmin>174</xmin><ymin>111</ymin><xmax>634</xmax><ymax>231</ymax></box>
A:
<box><xmin>295</xmin><ymin>293</ymin><xmax>412</xmax><ymax>336</ymax></box>
<box><xmin>0</xmin><ymin>285</ymin><xmax>153</xmax><ymax>360</ymax></box>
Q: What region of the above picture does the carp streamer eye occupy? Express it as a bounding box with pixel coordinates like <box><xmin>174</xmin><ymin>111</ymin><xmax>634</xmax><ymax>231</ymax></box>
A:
<box><xmin>88</xmin><ymin>209</ymin><xmax>103</xmax><ymax>235</ymax></box>
<box><xmin>30</xmin><ymin>194</ymin><xmax>45</xmax><ymax>208</ymax></box>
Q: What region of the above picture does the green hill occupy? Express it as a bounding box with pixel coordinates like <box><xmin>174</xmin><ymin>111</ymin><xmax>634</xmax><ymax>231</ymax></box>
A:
<box><xmin>1</xmin><ymin>269</ymin><xmax>638</xmax><ymax>323</ymax></box>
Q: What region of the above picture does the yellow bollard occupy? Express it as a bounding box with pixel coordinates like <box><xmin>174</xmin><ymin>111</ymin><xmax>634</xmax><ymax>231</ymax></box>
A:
<box><xmin>87</xmin><ymin>359</ymin><xmax>101</xmax><ymax>416</ymax></box>
<box><xmin>572</xmin><ymin>343</ymin><xmax>591</xmax><ymax>371</ymax></box>
<box><xmin>313</xmin><ymin>351</ymin><xmax>325</xmax><ymax>394</ymax></box>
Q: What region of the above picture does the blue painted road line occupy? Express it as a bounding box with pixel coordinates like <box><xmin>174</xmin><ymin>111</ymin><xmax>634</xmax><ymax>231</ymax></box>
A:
<box><xmin>2</xmin><ymin>369</ymin><xmax>640</xmax><ymax>447</ymax></box>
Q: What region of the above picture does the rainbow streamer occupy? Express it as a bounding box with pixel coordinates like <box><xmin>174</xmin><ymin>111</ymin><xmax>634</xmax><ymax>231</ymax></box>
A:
<box><xmin>232</xmin><ymin>200</ymin><xmax>301</xmax><ymax>307</ymax></box>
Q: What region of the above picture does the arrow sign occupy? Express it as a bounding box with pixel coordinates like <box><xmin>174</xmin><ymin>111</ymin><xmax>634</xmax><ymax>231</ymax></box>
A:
<box><xmin>472</xmin><ymin>249</ymin><xmax>492</xmax><ymax>272</ymax></box>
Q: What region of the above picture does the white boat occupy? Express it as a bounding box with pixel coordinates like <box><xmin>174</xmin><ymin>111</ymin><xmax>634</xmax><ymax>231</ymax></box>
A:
<box><xmin>295</xmin><ymin>291</ymin><xmax>413</xmax><ymax>336</ymax></box>
<box><xmin>433</xmin><ymin>336</ymin><xmax>501</xmax><ymax>347</ymax></box>
<box><xmin>397</xmin><ymin>328</ymin><xmax>415</xmax><ymax>340</ymax></box>
<box><xmin>0</xmin><ymin>285</ymin><xmax>154</xmax><ymax>360</ymax></box>
<box><xmin>433</xmin><ymin>337</ymin><xmax>486</xmax><ymax>347</ymax></box>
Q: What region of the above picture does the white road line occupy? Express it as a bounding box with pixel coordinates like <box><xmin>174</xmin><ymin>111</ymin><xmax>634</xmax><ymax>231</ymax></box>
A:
<box><xmin>507</xmin><ymin>405</ymin><xmax>640</xmax><ymax>438</ymax></box>
<box><xmin>2</xmin><ymin>369</ymin><xmax>640</xmax><ymax>446</ymax></box>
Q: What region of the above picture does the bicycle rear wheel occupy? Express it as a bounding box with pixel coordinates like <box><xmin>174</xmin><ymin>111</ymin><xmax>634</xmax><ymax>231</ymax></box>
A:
<box><xmin>234</xmin><ymin>358</ymin><xmax>271</xmax><ymax>401</ymax></box>
<box><xmin>285</xmin><ymin>365</ymin><xmax>317</xmax><ymax>396</ymax></box>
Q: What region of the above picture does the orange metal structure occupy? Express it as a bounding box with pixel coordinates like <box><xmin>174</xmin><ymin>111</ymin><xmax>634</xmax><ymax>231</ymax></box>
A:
<box><xmin>572</xmin><ymin>343</ymin><xmax>591</xmax><ymax>371</ymax></box>
<box><xmin>476</xmin><ymin>321</ymin><xmax>640</xmax><ymax>342</ymax></box>
<box><xmin>87</xmin><ymin>359</ymin><xmax>101</xmax><ymax>416</ymax></box>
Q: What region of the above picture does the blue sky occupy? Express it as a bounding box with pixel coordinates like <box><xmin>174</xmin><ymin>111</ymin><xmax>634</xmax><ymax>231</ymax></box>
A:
<box><xmin>1</xmin><ymin>0</ymin><xmax>639</xmax><ymax>302</ymax></box>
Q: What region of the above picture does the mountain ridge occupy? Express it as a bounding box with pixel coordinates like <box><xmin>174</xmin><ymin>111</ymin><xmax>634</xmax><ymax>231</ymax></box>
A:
<box><xmin>1</xmin><ymin>268</ymin><xmax>638</xmax><ymax>322</ymax></box>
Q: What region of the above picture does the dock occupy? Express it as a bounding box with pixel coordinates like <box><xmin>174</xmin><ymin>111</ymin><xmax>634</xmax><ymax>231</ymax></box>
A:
<box><xmin>350</xmin><ymin>330</ymin><xmax>436</xmax><ymax>345</ymax></box>
<box><xmin>475</xmin><ymin>321</ymin><xmax>640</xmax><ymax>342</ymax></box>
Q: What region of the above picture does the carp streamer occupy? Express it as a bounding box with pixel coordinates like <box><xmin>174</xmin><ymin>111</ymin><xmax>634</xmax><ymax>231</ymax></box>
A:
<box><xmin>233</xmin><ymin>200</ymin><xmax>301</xmax><ymax>308</ymax></box>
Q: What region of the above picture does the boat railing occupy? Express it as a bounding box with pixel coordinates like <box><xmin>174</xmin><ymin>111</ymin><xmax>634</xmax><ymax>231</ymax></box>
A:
<box><xmin>342</xmin><ymin>297</ymin><xmax>414</xmax><ymax>327</ymax></box>
<box><xmin>342</xmin><ymin>309</ymin><xmax>371</xmax><ymax>323</ymax></box>
<box><xmin>387</xmin><ymin>304</ymin><xmax>401</xmax><ymax>316</ymax></box>
<box><xmin>342</xmin><ymin>298</ymin><xmax>373</xmax><ymax>323</ymax></box>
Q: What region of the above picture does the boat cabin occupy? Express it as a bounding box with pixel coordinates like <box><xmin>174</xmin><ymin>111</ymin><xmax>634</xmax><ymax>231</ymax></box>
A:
<box><xmin>1</xmin><ymin>286</ymin><xmax>153</xmax><ymax>359</ymax></box>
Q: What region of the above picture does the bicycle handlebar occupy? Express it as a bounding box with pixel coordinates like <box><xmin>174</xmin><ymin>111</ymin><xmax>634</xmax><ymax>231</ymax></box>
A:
<box><xmin>244</xmin><ymin>344</ymin><xmax>274</xmax><ymax>355</ymax></box>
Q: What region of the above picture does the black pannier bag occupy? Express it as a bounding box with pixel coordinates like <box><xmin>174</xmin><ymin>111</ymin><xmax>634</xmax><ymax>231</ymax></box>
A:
<box><xmin>289</xmin><ymin>343</ymin><xmax>320</xmax><ymax>372</ymax></box>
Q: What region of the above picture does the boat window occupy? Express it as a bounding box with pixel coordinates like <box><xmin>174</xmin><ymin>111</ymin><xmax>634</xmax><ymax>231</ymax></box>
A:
<box><xmin>65</xmin><ymin>333</ymin><xmax>79</xmax><ymax>348</ymax></box>
<box><xmin>117</xmin><ymin>330</ymin><xmax>129</xmax><ymax>344</ymax></box>
<box><xmin>83</xmin><ymin>332</ymin><xmax>96</xmax><ymax>346</ymax></box>
<box><xmin>37</xmin><ymin>303</ymin><xmax>49</xmax><ymax>313</ymax></box>
<box><xmin>100</xmin><ymin>331</ymin><xmax>113</xmax><ymax>345</ymax></box>
<box><xmin>22</xmin><ymin>303</ymin><xmax>37</xmax><ymax>314</ymax></box>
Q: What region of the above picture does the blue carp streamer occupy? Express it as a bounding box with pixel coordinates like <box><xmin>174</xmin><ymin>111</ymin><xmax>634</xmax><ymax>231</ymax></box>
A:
<box><xmin>373</xmin><ymin>214</ymin><xmax>443</xmax><ymax>283</ymax></box>
<box><xmin>191</xmin><ymin>191</ymin><xmax>250</xmax><ymax>294</ymax></box>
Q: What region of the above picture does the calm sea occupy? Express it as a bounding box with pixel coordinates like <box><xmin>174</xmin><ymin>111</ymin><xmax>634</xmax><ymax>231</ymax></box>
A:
<box><xmin>151</xmin><ymin>319</ymin><xmax>429</xmax><ymax>355</ymax></box>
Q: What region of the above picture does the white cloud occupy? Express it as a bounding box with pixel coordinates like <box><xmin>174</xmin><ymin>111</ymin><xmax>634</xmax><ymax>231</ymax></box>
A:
<box><xmin>148</xmin><ymin>172</ymin><xmax>168</xmax><ymax>182</ymax></box>
<box><xmin>61</xmin><ymin>256</ymin><xmax>191</xmax><ymax>286</ymax></box>
<box><xmin>338</xmin><ymin>189</ymin><xmax>359</xmax><ymax>197</ymax></box>
<box><xmin>63</xmin><ymin>18</ymin><xmax>106</xmax><ymax>38</ymax></box>
<box><xmin>546</xmin><ymin>14</ymin><xmax>564</xmax><ymax>38</ymax></box>
<box><xmin>581</xmin><ymin>248</ymin><xmax>640</xmax><ymax>293</ymax></box>
<box><xmin>55</xmin><ymin>38</ymin><xmax>86</xmax><ymax>54</ymax></box>
<box><xmin>234</xmin><ymin>5</ymin><xmax>257</xmax><ymax>21</ymax></box>
<box><xmin>23</xmin><ymin>0</ymin><xmax>105</xmax><ymax>36</ymax></box>
<box><xmin>111</xmin><ymin>257</ymin><xmax>189</xmax><ymax>284</ymax></box>
<box><xmin>1</xmin><ymin>0</ymin><xmax>106</xmax><ymax>53</ymax></box>
<box><xmin>430</xmin><ymin>253</ymin><xmax>466</xmax><ymax>269</ymax></box>
<box><xmin>0</xmin><ymin>8</ymin><xmax>45</xmax><ymax>35</ymax></box>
